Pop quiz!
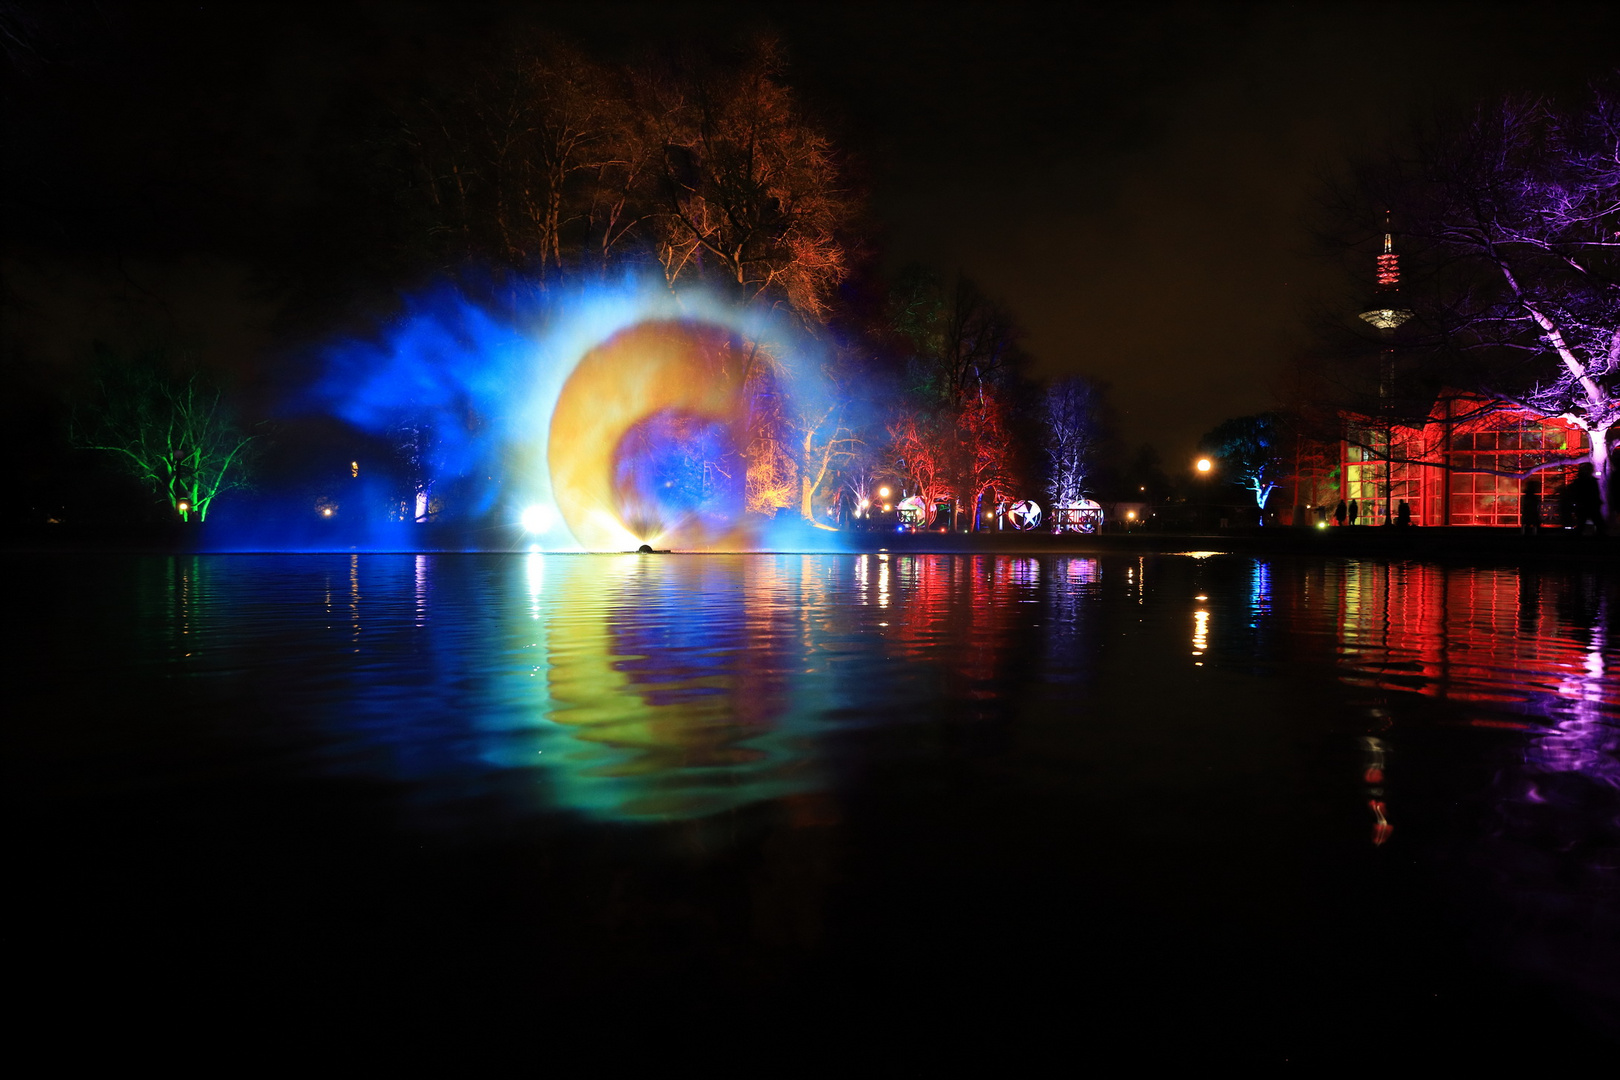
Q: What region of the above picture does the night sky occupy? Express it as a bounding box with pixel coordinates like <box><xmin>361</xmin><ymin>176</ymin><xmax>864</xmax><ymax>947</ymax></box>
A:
<box><xmin>5</xmin><ymin>0</ymin><xmax>1619</xmax><ymax>463</ymax></box>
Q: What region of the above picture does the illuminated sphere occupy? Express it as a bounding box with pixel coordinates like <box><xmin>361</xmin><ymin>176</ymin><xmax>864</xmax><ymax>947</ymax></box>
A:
<box><xmin>1008</xmin><ymin>500</ymin><xmax>1042</xmax><ymax>531</ymax></box>
<box><xmin>1196</xmin><ymin>458</ymin><xmax>1212</xmax><ymax>473</ymax></box>
<box><xmin>895</xmin><ymin>495</ymin><xmax>929</xmax><ymax>529</ymax></box>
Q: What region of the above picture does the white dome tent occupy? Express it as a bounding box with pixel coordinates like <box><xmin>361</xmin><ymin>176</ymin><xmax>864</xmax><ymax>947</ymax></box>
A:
<box><xmin>1052</xmin><ymin>499</ymin><xmax>1104</xmax><ymax>534</ymax></box>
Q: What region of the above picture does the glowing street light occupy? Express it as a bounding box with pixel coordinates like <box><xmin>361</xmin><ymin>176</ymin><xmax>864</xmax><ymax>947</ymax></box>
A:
<box><xmin>1195</xmin><ymin>458</ymin><xmax>1212</xmax><ymax>473</ymax></box>
<box><xmin>322</xmin><ymin>507</ymin><xmax>333</xmax><ymax>517</ymax></box>
<box><xmin>878</xmin><ymin>486</ymin><xmax>891</xmax><ymax>499</ymax></box>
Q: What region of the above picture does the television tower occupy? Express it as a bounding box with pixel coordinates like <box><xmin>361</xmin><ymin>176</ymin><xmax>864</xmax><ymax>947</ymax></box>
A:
<box><xmin>1359</xmin><ymin>214</ymin><xmax>1412</xmax><ymax>332</ymax></box>
<box><xmin>1358</xmin><ymin>214</ymin><xmax>1412</xmax><ymax>524</ymax></box>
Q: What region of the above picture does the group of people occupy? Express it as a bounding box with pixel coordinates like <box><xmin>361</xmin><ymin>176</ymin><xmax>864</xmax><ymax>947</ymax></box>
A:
<box><xmin>1321</xmin><ymin>461</ymin><xmax>1608</xmax><ymax>535</ymax></box>
<box><xmin>1330</xmin><ymin>497</ymin><xmax>1412</xmax><ymax>528</ymax></box>
<box><xmin>1546</xmin><ymin>461</ymin><xmax>1607</xmax><ymax>536</ymax></box>
<box><xmin>1514</xmin><ymin>462</ymin><xmax>1607</xmax><ymax>535</ymax></box>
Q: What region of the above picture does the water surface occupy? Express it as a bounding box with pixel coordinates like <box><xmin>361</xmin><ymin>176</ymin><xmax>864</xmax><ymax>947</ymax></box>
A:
<box><xmin>9</xmin><ymin>553</ymin><xmax>1618</xmax><ymax>1060</ymax></box>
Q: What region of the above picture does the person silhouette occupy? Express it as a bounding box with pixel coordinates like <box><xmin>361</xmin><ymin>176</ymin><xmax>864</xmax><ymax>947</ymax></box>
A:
<box><xmin>1348</xmin><ymin>498</ymin><xmax>1360</xmax><ymax>526</ymax></box>
<box><xmin>1335</xmin><ymin>499</ymin><xmax>1347</xmax><ymax>527</ymax></box>
<box><xmin>1565</xmin><ymin>462</ymin><xmax>1606</xmax><ymax>536</ymax></box>
<box><xmin>1520</xmin><ymin>478</ymin><xmax>1542</xmax><ymax>535</ymax></box>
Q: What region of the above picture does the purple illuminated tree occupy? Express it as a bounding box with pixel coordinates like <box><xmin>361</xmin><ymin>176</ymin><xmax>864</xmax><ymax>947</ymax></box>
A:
<box><xmin>1337</xmin><ymin>82</ymin><xmax>1620</xmax><ymax>515</ymax></box>
<box><xmin>1042</xmin><ymin>376</ymin><xmax>1106</xmax><ymax>509</ymax></box>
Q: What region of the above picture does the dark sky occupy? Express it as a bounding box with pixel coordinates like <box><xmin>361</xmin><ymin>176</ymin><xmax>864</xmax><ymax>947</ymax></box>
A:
<box><xmin>5</xmin><ymin>0</ymin><xmax>1619</xmax><ymax>463</ymax></box>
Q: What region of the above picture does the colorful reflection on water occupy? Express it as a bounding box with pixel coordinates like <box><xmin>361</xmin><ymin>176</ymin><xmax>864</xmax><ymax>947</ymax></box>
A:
<box><xmin>16</xmin><ymin>550</ymin><xmax>1620</xmax><ymax>1042</ymax></box>
<box><xmin>118</xmin><ymin>554</ymin><xmax>1620</xmax><ymax>820</ymax></box>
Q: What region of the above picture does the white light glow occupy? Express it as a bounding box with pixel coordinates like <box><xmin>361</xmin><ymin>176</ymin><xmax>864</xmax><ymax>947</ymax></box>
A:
<box><xmin>521</xmin><ymin>505</ymin><xmax>555</xmax><ymax>533</ymax></box>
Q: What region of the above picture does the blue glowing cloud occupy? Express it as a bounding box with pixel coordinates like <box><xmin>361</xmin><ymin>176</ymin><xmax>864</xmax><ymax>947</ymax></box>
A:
<box><xmin>303</xmin><ymin>276</ymin><xmax>845</xmax><ymax>551</ymax></box>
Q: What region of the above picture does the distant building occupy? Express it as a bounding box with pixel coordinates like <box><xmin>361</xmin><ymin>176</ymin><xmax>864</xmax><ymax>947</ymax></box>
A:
<box><xmin>1276</xmin><ymin>396</ymin><xmax>1588</xmax><ymax>529</ymax></box>
<box><xmin>1337</xmin><ymin>393</ymin><xmax>1586</xmax><ymax>527</ymax></box>
<box><xmin>1300</xmin><ymin>218</ymin><xmax>1592</xmax><ymax>528</ymax></box>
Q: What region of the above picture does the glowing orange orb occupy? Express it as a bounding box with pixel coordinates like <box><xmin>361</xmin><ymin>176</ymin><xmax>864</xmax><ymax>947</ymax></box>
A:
<box><xmin>549</xmin><ymin>320</ymin><xmax>755</xmax><ymax>551</ymax></box>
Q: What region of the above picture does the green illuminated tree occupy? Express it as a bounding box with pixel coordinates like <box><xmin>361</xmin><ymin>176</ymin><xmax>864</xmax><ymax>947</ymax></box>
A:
<box><xmin>73</xmin><ymin>353</ymin><xmax>258</xmax><ymax>522</ymax></box>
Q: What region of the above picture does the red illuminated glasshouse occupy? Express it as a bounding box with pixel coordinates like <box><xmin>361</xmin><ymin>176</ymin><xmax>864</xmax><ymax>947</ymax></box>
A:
<box><xmin>1283</xmin><ymin>392</ymin><xmax>1590</xmax><ymax>528</ymax></box>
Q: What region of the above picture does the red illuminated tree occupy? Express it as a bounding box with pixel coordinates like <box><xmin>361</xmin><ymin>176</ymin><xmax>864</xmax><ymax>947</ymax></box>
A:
<box><xmin>391</xmin><ymin>34</ymin><xmax>853</xmax><ymax>321</ymax></box>
<box><xmin>960</xmin><ymin>385</ymin><xmax>1016</xmax><ymax>528</ymax></box>
<box><xmin>638</xmin><ymin>38</ymin><xmax>852</xmax><ymax>322</ymax></box>
<box><xmin>886</xmin><ymin>408</ymin><xmax>954</xmax><ymax>512</ymax></box>
<box><xmin>884</xmin><ymin>268</ymin><xmax>1032</xmax><ymax>526</ymax></box>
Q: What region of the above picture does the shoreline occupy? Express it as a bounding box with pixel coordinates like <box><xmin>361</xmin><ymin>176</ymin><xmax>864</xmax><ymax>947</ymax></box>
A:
<box><xmin>8</xmin><ymin>523</ymin><xmax>1616</xmax><ymax>563</ymax></box>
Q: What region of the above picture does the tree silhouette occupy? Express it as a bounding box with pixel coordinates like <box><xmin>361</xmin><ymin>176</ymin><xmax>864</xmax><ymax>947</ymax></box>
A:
<box><xmin>1200</xmin><ymin>413</ymin><xmax>1283</xmax><ymax>524</ymax></box>
<box><xmin>72</xmin><ymin>351</ymin><xmax>257</xmax><ymax>522</ymax></box>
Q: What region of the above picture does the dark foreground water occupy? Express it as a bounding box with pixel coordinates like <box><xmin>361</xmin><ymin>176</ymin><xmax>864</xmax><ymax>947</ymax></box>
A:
<box><xmin>9</xmin><ymin>552</ymin><xmax>1620</xmax><ymax>1062</ymax></box>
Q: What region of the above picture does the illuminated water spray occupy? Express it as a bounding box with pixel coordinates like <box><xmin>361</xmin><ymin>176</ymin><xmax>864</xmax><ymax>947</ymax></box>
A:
<box><xmin>550</xmin><ymin>320</ymin><xmax>752</xmax><ymax>550</ymax></box>
<box><xmin>312</xmin><ymin>278</ymin><xmax>838</xmax><ymax>551</ymax></box>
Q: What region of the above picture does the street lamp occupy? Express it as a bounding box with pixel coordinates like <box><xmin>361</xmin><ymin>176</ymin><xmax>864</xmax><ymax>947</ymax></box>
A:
<box><xmin>1195</xmin><ymin>458</ymin><xmax>1212</xmax><ymax>474</ymax></box>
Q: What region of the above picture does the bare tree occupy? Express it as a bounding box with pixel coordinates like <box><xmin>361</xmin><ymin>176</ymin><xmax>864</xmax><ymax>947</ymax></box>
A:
<box><xmin>72</xmin><ymin>351</ymin><xmax>257</xmax><ymax>522</ymax></box>
<box><xmin>399</xmin><ymin>35</ymin><xmax>637</xmax><ymax>278</ymax></box>
<box><xmin>1042</xmin><ymin>376</ymin><xmax>1105</xmax><ymax>508</ymax></box>
<box><xmin>1200</xmin><ymin>413</ymin><xmax>1284</xmax><ymax>524</ymax></box>
<box><xmin>639</xmin><ymin>38</ymin><xmax>853</xmax><ymax>322</ymax></box>
<box><xmin>891</xmin><ymin>268</ymin><xmax>1023</xmax><ymax>408</ymax></box>
<box><xmin>886</xmin><ymin>408</ymin><xmax>954</xmax><ymax>513</ymax></box>
<box><xmin>1334</xmin><ymin>82</ymin><xmax>1620</xmax><ymax>512</ymax></box>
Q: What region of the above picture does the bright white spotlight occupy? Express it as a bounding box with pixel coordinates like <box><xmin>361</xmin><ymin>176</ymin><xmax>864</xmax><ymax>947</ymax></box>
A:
<box><xmin>521</xmin><ymin>505</ymin><xmax>554</xmax><ymax>533</ymax></box>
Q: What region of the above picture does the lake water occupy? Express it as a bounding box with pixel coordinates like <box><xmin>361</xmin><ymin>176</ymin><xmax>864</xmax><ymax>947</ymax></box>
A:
<box><xmin>10</xmin><ymin>552</ymin><xmax>1619</xmax><ymax>1060</ymax></box>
